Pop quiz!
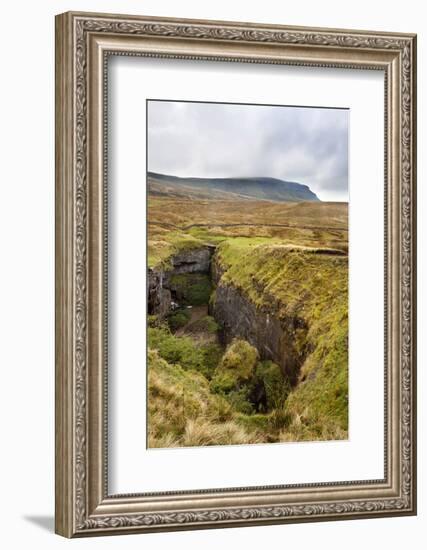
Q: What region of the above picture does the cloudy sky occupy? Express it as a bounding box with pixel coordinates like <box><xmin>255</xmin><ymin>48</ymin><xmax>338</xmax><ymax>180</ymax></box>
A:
<box><xmin>147</xmin><ymin>100</ymin><xmax>348</xmax><ymax>202</ymax></box>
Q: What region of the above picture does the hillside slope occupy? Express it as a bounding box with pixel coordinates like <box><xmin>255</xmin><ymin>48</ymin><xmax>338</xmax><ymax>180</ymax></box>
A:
<box><xmin>148</xmin><ymin>172</ymin><xmax>320</xmax><ymax>202</ymax></box>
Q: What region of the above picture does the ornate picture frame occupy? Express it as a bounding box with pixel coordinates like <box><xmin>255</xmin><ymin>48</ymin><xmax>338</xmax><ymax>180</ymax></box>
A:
<box><xmin>55</xmin><ymin>11</ymin><xmax>417</xmax><ymax>537</ymax></box>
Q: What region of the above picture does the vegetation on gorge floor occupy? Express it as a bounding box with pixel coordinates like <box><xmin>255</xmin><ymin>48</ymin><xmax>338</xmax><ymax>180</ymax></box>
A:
<box><xmin>148</xmin><ymin>332</ymin><xmax>292</xmax><ymax>447</ymax></box>
<box><xmin>169</xmin><ymin>273</ymin><xmax>213</xmax><ymax>305</ymax></box>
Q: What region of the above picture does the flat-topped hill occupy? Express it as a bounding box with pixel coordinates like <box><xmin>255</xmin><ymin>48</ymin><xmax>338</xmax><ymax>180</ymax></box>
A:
<box><xmin>148</xmin><ymin>172</ymin><xmax>320</xmax><ymax>202</ymax></box>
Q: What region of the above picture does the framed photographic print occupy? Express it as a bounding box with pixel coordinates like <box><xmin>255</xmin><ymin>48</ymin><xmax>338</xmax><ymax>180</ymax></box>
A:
<box><xmin>55</xmin><ymin>11</ymin><xmax>417</xmax><ymax>537</ymax></box>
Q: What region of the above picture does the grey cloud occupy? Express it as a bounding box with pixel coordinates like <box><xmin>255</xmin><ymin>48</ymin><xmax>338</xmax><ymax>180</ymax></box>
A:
<box><xmin>148</xmin><ymin>100</ymin><xmax>348</xmax><ymax>202</ymax></box>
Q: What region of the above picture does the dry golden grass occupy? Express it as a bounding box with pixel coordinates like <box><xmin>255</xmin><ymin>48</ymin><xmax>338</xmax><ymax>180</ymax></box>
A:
<box><xmin>148</xmin><ymin>197</ymin><xmax>348</xmax><ymax>266</ymax></box>
<box><xmin>148</xmin><ymin>197</ymin><xmax>348</xmax><ymax>230</ymax></box>
<box><xmin>147</xmin><ymin>349</ymin><xmax>263</xmax><ymax>448</ymax></box>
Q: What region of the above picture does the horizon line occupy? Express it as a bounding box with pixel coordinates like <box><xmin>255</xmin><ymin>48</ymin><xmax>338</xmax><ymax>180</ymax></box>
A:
<box><xmin>147</xmin><ymin>171</ymin><xmax>349</xmax><ymax>203</ymax></box>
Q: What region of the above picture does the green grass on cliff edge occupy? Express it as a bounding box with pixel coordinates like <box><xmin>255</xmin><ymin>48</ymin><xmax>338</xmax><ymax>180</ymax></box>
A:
<box><xmin>148</xmin><ymin>231</ymin><xmax>207</xmax><ymax>269</ymax></box>
<box><xmin>215</xmin><ymin>238</ymin><xmax>348</xmax><ymax>441</ymax></box>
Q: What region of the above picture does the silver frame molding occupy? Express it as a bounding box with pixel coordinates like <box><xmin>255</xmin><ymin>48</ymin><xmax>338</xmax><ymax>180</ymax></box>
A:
<box><xmin>55</xmin><ymin>11</ymin><xmax>417</xmax><ymax>538</ymax></box>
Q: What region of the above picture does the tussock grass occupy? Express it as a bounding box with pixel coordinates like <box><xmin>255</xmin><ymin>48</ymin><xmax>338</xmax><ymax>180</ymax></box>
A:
<box><xmin>182</xmin><ymin>419</ymin><xmax>260</xmax><ymax>447</ymax></box>
<box><xmin>148</xmin><ymin>349</ymin><xmax>261</xmax><ymax>448</ymax></box>
<box><xmin>148</xmin><ymin>336</ymin><xmax>310</xmax><ymax>447</ymax></box>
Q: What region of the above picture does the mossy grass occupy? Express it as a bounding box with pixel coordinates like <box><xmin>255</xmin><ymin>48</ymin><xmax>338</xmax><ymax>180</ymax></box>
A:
<box><xmin>185</xmin><ymin>315</ymin><xmax>219</xmax><ymax>335</ymax></box>
<box><xmin>148</xmin><ymin>314</ymin><xmax>159</xmax><ymax>328</ymax></box>
<box><xmin>256</xmin><ymin>360</ymin><xmax>291</xmax><ymax>411</ymax></box>
<box><xmin>148</xmin><ymin>325</ymin><xmax>222</xmax><ymax>380</ymax></box>
<box><xmin>167</xmin><ymin>309</ymin><xmax>191</xmax><ymax>331</ymax></box>
<box><xmin>210</xmin><ymin>339</ymin><xmax>259</xmax><ymax>394</ymax></box>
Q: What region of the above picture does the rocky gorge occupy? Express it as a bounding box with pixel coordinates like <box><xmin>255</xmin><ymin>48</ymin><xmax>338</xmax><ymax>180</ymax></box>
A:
<box><xmin>148</xmin><ymin>245</ymin><xmax>306</xmax><ymax>387</ymax></box>
<box><xmin>147</xmin><ymin>235</ymin><xmax>348</xmax><ymax>446</ymax></box>
<box><xmin>212</xmin><ymin>283</ymin><xmax>307</xmax><ymax>385</ymax></box>
<box><xmin>147</xmin><ymin>193</ymin><xmax>348</xmax><ymax>447</ymax></box>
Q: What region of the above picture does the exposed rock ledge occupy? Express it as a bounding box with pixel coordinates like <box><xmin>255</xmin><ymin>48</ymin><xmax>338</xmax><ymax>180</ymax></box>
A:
<box><xmin>170</xmin><ymin>246</ymin><xmax>215</xmax><ymax>274</ymax></box>
<box><xmin>148</xmin><ymin>245</ymin><xmax>215</xmax><ymax>318</ymax></box>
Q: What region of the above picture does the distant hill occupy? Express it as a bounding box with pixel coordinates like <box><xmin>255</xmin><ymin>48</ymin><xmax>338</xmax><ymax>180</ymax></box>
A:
<box><xmin>147</xmin><ymin>172</ymin><xmax>320</xmax><ymax>202</ymax></box>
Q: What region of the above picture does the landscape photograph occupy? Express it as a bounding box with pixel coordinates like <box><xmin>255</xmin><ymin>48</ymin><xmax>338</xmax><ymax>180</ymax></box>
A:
<box><xmin>147</xmin><ymin>100</ymin><xmax>349</xmax><ymax>448</ymax></box>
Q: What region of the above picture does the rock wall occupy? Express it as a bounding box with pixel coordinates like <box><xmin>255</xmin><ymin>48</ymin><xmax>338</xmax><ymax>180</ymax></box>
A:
<box><xmin>211</xmin><ymin>259</ymin><xmax>307</xmax><ymax>385</ymax></box>
<box><xmin>147</xmin><ymin>269</ymin><xmax>171</xmax><ymax>319</ymax></box>
<box><xmin>148</xmin><ymin>245</ymin><xmax>215</xmax><ymax>318</ymax></box>
<box><xmin>169</xmin><ymin>246</ymin><xmax>215</xmax><ymax>274</ymax></box>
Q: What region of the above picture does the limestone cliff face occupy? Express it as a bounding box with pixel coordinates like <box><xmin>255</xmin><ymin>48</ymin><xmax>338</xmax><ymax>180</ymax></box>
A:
<box><xmin>210</xmin><ymin>253</ymin><xmax>226</xmax><ymax>286</ymax></box>
<box><xmin>211</xmin><ymin>258</ymin><xmax>307</xmax><ymax>385</ymax></box>
<box><xmin>169</xmin><ymin>246</ymin><xmax>215</xmax><ymax>274</ymax></box>
<box><xmin>148</xmin><ymin>245</ymin><xmax>215</xmax><ymax>318</ymax></box>
<box><xmin>147</xmin><ymin>269</ymin><xmax>171</xmax><ymax>319</ymax></box>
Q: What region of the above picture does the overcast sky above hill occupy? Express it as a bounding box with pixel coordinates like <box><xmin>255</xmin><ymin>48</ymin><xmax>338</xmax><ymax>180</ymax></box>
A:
<box><xmin>148</xmin><ymin>100</ymin><xmax>348</xmax><ymax>202</ymax></box>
